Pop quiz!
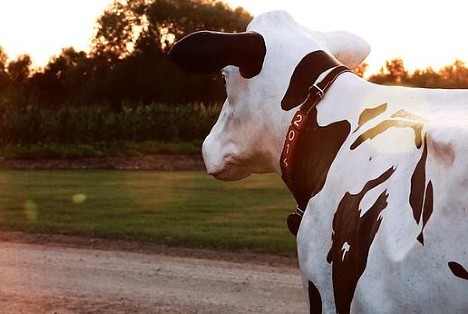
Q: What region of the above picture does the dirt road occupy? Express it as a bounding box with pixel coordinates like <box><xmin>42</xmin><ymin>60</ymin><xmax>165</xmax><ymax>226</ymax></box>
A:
<box><xmin>0</xmin><ymin>237</ymin><xmax>307</xmax><ymax>313</ymax></box>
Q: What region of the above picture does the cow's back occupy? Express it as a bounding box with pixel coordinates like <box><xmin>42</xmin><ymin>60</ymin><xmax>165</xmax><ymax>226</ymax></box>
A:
<box><xmin>297</xmin><ymin>100</ymin><xmax>468</xmax><ymax>313</ymax></box>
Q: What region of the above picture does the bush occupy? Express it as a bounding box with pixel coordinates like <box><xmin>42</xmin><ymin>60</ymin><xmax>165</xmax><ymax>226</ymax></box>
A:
<box><xmin>0</xmin><ymin>102</ymin><xmax>221</xmax><ymax>145</ymax></box>
<box><xmin>0</xmin><ymin>141</ymin><xmax>202</xmax><ymax>159</ymax></box>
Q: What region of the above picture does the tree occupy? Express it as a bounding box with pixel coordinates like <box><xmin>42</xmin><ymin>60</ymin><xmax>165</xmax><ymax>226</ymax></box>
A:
<box><xmin>0</xmin><ymin>46</ymin><xmax>7</xmax><ymax>73</ymax></box>
<box><xmin>7</xmin><ymin>54</ymin><xmax>31</xmax><ymax>85</ymax></box>
<box><xmin>92</xmin><ymin>0</ymin><xmax>252</xmax><ymax>59</ymax></box>
<box><xmin>91</xmin><ymin>0</ymin><xmax>252</xmax><ymax>106</ymax></box>
<box><xmin>439</xmin><ymin>59</ymin><xmax>468</xmax><ymax>88</ymax></box>
<box><xmin>368</xmin><ymin>58</ymin><xmax>409</xmax><ymax>85</ymax></box>
<box><xmin>354</xmin><ymin>62</ymin><xmax>369</xmax><ymax>78</ymax></box>
<box><xmin>30</xmin><ymin>47</ymin><xmax>93</xmax><ymax>106</ymax></box>
<box><xmin>367</xmin><ymin>57</ymin><xmax>468</xmax><ymax>89</ymax></box>
<box><xmin>411</xmin><ymin>67</ymin><xmax>441</xmax><ymax>88</ymax></box>
<box><xmin>385</xmin><ymin>58</ymin><xmax>408</xmax><ymax>83</ymax></box>
<box><xmin>91</xmin><ymin>0</ymin><xmax>142</xmax><ymax>62</ymax></box>
<box><xmin>0</xmin><ymin>47</ymin><xmax>9</xmax><ymax>91</ymax></box>
<box><xmin>145</xmin><ymin>0</ymin><xmax>252</xmax><ymax>48</ymax></box>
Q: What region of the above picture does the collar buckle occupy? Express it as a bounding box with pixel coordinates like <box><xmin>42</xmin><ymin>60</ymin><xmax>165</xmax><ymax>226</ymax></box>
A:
<box><xmin>309</xmin><ymin>83</ymin><xmax>324</xmax><ymax>99</ymax></box>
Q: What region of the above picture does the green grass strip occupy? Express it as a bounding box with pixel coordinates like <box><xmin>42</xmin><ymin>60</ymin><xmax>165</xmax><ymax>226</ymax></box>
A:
<box><xmin>0</xmin><ymin>170</ymin><xmax>297</xmax><ymax>255</ymax></box>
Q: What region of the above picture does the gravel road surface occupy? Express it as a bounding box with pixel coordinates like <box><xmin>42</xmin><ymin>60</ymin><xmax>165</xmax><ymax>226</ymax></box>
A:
<box><xmin>0</xmin><ymin>237</ymin><xmax>307</xmax><ymax>313</ymax></box>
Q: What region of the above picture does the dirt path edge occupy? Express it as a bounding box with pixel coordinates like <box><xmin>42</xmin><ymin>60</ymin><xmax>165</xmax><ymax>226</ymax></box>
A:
<box><xmin>0</xmin><ymin>155</ymin><xmax>206</xmax><ymax>171</ymax></box>
<box><xmin>0</xmin><ymin>230</ymin><xmax>298</xmax><ymax>268</ymax></box>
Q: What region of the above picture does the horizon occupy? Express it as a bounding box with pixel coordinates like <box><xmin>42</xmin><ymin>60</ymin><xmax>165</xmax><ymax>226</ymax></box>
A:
<box><xmin>0</xmin><ymin>0</ymin><xmax>467</xmax><ymax>76</ymax></box>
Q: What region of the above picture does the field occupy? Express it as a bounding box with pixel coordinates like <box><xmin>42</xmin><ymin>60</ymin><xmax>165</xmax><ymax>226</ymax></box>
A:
<box><xmin>0</xmin><ymin>170</ymin><xmax>297</xmax><ymax>255</ymax></box>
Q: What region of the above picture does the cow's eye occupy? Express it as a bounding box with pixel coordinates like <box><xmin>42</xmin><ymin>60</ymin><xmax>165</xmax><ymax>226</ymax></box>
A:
<box><xmin>221</xmin><ymin>70</ymin><xmax>227</xmax><ymax>86</ymax></box>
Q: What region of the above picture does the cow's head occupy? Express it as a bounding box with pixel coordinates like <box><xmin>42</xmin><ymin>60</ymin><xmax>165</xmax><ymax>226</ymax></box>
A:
<box><xmin>169</xmin><ymin>11</ymin><xmax>370</xmax><ymax>180</ymax></box>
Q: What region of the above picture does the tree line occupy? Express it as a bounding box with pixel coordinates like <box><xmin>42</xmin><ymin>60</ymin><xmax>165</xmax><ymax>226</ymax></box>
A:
<box><xmin>0</xmin><ymin>0</ymin><xmax>252</xmax><ymax>110</ymax></box>
<box><xmin>2</xmin><ymin>0</ymin><xmax>468</xmax><ymax>111</ymax></box>
<box><xmin>1</xmin><ymin>0</ymin><xmax>468</xmax><ymax>152</ymax></box>
<box><xmin>357</xmin><ymin>58</ymin><xmax>468</xmax><ymax>88</ymax></box>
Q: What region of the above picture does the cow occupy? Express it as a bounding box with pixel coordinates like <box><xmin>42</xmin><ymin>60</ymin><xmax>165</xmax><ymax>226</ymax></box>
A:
<box><xmin>168</xmin><ymin>10</ymin><xmax>468</xmax><ymax>313</ymax></box>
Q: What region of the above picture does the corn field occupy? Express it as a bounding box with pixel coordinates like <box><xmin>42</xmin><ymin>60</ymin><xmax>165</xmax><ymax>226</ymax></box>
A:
<box><xmin>0</xmin><ymin>103</ymin><xmax>221</xmax><ymax>145</ymax></box>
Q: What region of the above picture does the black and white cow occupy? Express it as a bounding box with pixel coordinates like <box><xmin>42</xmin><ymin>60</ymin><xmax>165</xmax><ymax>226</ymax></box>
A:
<box><xmin>169</xmin><ymin>10</ymin><xmax>468</xmax><ymax>313</ymax></box>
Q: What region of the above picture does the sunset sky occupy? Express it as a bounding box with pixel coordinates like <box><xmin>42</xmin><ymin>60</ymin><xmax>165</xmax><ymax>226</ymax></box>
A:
<box><xmin>1</xmin><ymin>0</ymin><xmax>467</xmax><ymax>75</ymax></box>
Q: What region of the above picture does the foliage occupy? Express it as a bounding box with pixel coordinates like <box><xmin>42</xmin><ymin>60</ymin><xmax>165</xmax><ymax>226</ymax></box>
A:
<box><xmin>2</xmin><ymin>1</ymin><xmax>468</xmax><ymax>151</ymax></box>
<box><xmin>0</xmin><ymin>102</ymin><xmax>220</xmax><ymax>146</ymax></box>
<box><xmin>368</xmin><ymin>58</ymin><xmax>468</xmax><ymax>88</ymax></box>
<box><xmin>0</xmin><ymin>171</ymin><xmax>296</xmax><ymax>254</ymax></box>
<box><xmin>92</xmin><ymin>0</ymin><xmax>252</xmax><ymax>59</ymax></box>
<box><xmin>7</xmin><ymin>54</ymin><xmax>32</xmax><ymax>85</ymax></box>
<box><xmin>0</xmin><ymin>141</ymin><xmax>201</xmax><ymax>159</ymax></box>
<box><xmin>0</xmin><ymin>0</ymin><xmax>252</xmax><ymax>109</ymax></box>
<box><xmin>353</xmin><ymin>62</ymin><xmax>368</xmax><ymax>78</ymax></box>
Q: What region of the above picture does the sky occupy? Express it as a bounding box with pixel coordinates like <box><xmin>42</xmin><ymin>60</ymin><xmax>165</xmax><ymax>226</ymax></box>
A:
<box><xmin>1</xmin><ymin>0</ymin><xmax>467</xmax><ymax>75</ymax></box>
<box><xmin>0</xmin><ymin>0</ymin><xmax>112</xmax><ymax>66</ymax></box>
<box><xmin>228</xmin><ymin>0</ymin><xmax>468</xmax><ymax>74</ymax></box>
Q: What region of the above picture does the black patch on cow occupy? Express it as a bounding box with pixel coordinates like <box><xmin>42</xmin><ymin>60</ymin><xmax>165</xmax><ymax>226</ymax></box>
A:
<box><xmin>416</xmin><ymin>181</ymin><xmax>433</xmax><ymax>245</ymax></box>
<box><xmin>351</xmin><ymin>119</ymin><xmax>423</xmax><ymax>150</ymax></box>
<box><xmin>308</xmin><ymin>280</ymin><xmax>322</xmax><ymax>313</ymax></box>
<box><xmin>409</xmin><ymin>137</ymin><xmax>428</xmax><ymax>223</ymax></box>
<box><xmin>355</xmin><ymin>103</ymin><xmax>387</xmax><ymax>131</ymax></box>
<box><xmin>291</xmin><ymin>106</ymin><xmax>351</xmax><ymax>209</ymax></box>
<box><xmin>281</xmin><ymin>51</ymin><xmax>341</xmax><ymax>110</ymax></box>
<box><xmin>409</xmin><ymin>136</ymin><xmax>434</xmax><ymax>245</ymax></box>
<box><xmin>448</xmin><ymin>261</ymin><xmax>468</xmax><ymax>280</ymax></box>
<box><xmin>327</xmin><ymin>166</ymin><xmax>395</xmax><ymax>314</ymax></box>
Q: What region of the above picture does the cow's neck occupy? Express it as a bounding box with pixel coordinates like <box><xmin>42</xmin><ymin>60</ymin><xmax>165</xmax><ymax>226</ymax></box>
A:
<box><xmin>279</xmin><ymin>53</ymin><xmax>359</xmax><ymax>236</ymax></box>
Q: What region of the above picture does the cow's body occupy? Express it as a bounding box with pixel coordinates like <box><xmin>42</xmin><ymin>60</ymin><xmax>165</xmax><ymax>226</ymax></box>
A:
<box><xmin>169</xmin><ymin>10</ymin><xmax>467</xmax><ymax>313</ymax></box>
<box><xmin>296</xmin><ymin>77</ymin><xmax>468</xmax><ymax>312</ymax></box>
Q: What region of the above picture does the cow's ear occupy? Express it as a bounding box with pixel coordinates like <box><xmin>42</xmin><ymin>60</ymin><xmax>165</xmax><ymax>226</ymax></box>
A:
<box><xmin>323</xmin><ymin>31</ymin><xmax>370</xmax><ymax>69</ymax></box>
<box><xmin>168</xmin><ymin>31</ymin><xmax>266</xmax><ymax>79</ymax></box>
<box><xmin>281</xmin><ymin>51</ymin><xmax>340</xmax><ymax>111</ymax></box>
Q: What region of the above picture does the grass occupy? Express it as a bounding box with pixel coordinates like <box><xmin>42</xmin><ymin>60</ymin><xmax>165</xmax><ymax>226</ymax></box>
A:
<box><xmin>0</xmin><ymin>170</ymin><xmax>297</xmax><ymax>255</ymax></box>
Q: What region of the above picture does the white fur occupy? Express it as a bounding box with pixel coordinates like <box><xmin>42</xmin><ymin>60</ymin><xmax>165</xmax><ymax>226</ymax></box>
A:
<box><xmin>202</xmin><ymin>11</ymin><xmax>468</xmax><ymax>312</ymax></box>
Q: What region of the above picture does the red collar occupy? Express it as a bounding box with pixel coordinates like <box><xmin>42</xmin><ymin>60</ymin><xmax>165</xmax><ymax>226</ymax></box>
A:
<box><xmin>280</xmin><ymin>54</ymin><xmax>351</xmax><ymax>236</ymax></box>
